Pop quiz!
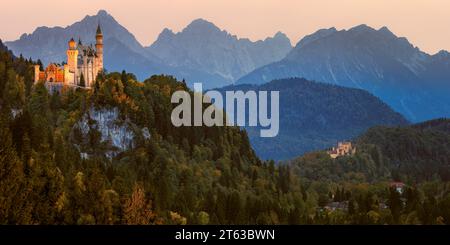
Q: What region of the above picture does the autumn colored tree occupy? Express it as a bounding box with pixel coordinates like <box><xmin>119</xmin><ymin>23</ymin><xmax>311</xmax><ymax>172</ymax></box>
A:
<box><xmin>123</xmin><ymin>183</ymin><xmax>158</xmax><ymax>225</ymax></box>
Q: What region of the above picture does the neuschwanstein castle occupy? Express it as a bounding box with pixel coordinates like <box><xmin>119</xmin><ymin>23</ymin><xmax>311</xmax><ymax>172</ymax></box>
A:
<box><xmin>34</xmin><ymin>25</ymin><xmax>104</xmax><ymax>88</ymax></box>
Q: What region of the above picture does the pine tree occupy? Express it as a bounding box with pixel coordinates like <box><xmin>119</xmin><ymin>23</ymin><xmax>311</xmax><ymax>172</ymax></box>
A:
<box><xmin>387</xmin><ymin>187</ymin><xmax>403</xmax><ymax>224</ymax></box>
<box><xmin>121</xmin><ymin>70</ymin><xmax>127</xmax><ymax>84</ymax></box>
<box><xmin>37</xmin><ymin>59</ymin><xmax>44</xmax><ymax>71</ymax></box>
<box><xmin>27</xmin><ymin>144</ymin><xmax>64</xmax><ymax>224</ymax></box>
<box><xmin>79</xmin><ymin>73</ymin><xmax>85</xmax><ymax>87</ymax></box>
<box><xmin>288</xmin><ymin>207</ymin><xmax>302</xmax><ymax>224</ymax></box>
<box><xmin>348</xmin><ymin>200</ymin><xmax>356</xmax><ymax>216</ymax></box>
<box><xmin>28</xmin><ymin>82</ymin><xmax>51</xmax><ymax>150</ymax></box>
<box><xmin>0</xmin><ymin>119</ymin><xmax>31</xmax><ymax>224</ymax></box>
<box><xmin>22</xmin><ymin>132</ymin><xmax>31</xmax><ymax>167</ymax></box>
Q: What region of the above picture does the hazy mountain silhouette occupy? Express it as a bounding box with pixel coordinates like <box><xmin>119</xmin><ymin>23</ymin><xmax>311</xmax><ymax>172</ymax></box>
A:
<box><xmin>237</xmin><ymin>25</ymin><xmax>450</xmax><ymax>122</ymax></box>
<box><xmin>146</xmin><ymin>18</ymin><xmax>292</xmax><ymax>86</ymax></box>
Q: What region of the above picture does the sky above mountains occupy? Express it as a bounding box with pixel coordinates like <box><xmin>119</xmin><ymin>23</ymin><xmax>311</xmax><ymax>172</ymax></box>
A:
<box><xmin>1</xmin><ymin>0</ymin><xmax>449</xmax><ymax>54</ymax></box>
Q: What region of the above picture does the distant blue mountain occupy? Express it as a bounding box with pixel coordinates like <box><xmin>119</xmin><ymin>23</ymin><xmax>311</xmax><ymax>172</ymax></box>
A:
<box><xmin>237</xmin><ymin>25</ymin><xmax>450</xmax><ymax>122</ymax></box>
<box><xmin>146</xmin><ymin>18</ymin><xmax>292</xmax><ymax>86</ymax></box>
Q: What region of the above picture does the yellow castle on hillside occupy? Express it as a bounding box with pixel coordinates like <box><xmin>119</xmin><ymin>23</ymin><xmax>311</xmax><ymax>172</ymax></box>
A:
<box><xmin>328</xmin><ymin>141</ymin><xmax>356</xmax><ymax>159</ymax></box>
<box><xmin>34</xmin><ymin>25</ymin><xmax>103</xmax><ymax>88</ymax></box>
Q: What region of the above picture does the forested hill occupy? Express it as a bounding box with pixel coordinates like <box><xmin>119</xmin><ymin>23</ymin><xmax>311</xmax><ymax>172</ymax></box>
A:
<box><xmin>288</xmin><ymin>119</ymin><xmax>450</xmax><ymax>225</ymax></box>
<box><xmin>217</xmin><ymin>78</ymin><xmax>408</xmax><ymax>160</ymax></box>
<box><xmin>357</xmin><ymin>119</ymin><xmax>450</xmax><ymax>181</ymax></box>
<box><xmin>0</xmin><ymin>44</ymin><xmax>312</xmax><ymax>225</ymax></box>
<box><xmin>410</xmin><ymin>118</ymin><xmax>450</xmax><ymax>133</ymax></box>
<box><xmin>290</xmin><ymin>119</ymin><xmax>450</xmax><ymax>183</ymax></box>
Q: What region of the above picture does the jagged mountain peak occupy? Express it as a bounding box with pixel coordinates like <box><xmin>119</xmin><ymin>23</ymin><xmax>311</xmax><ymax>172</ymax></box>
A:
<box><xmin>154</xmin><ymin>28</ymin><xmax>175</xmax><ymax>42</ymax></box>
<box><xmin>259</xmin><ymin>31</ymin><xmax>291</xmax><ymax>46</ymax></box>
<box><xmin>19</xmin><ymin>11</ymin><xmax>115</xmax><ymax>39</ymax></box>
<box><xmin>77</xmin><ymin>9</ymin><xmax>117</xmax><ymax>28</ymax></box>
<box><xmin>160</xmin><ymin>27</ymin><xmax>174</xmax><ymax>35</ymax></box>
<box><xmin>273</xmin><ymin>31</ymin><xmax>289</xmax><ymax>39</ymax></box>
<box><xmin>345</xmin><ymin>24</ymin><xmax>406</xmax><ymax>42</ymax></box>
<box><xmin>96</xmin><ymin>9</ymin><xmax>109</xmax><ymax>16</ymax></box>
<box><xmin>349</xmin><ymin>24</ymin><xmax>375</xmax><ymax>32</ymax></box>
<box><xmin>183</xmin><ymin>18</ymin><xmax>222</xmax><ymax>34</ymax></box>
<box><xmin>295</xmin><ymin>27</ymin><xmax>337</xmax><ymax>48</ymax></box>
<box><xmin>269</xmin><ymin>31</ymin><xmax>291</xmax><ymax>43</ymax></box>
<box><xmin>146</xmin><ymin>19</ymin><xmax>292</xmax><ymax>85</ymax></box>
<box><xmin>288</xmin><ymin>24</ymin><xmax>423</xmax><ymax>61</ymax></box>
<box><xmin>429</xmin><ymin>50</ymin><xmax>450</xmax><ymax>66</ymax></box>
<box><xmin>274</xmin><ymin>31</ymin><xmax>285</xmax><ymax>36</ymax></box>
<box><xmin>84</xmin><ymin>9</ymin><xmax>113</xmax><ymax>19</ymax></box>
<box><xmin>11</xmin><ymin>9</ymin><xmax>126</xmax><ymax>44</ymax></box>
<box><xmin>433</xmin><ymin>50</ymin><xmax>450</xmax><ymax>58</ymax></box>
<box><xmin>378</xmin><ymin>26</ymin><xmax>394</xmax><ymax>35</ymax></box>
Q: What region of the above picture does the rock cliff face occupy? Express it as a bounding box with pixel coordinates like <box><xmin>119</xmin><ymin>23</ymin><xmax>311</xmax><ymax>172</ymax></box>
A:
<box><xmin>73</xmin><ymin>107</ymin><xmax>150</xmax><ymax>159</ymax></box>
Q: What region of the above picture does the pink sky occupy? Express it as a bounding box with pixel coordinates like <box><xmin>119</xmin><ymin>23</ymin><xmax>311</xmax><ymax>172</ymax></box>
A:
<box><xmin>1</xmin><ymin>0</ymin><xmax>449</xmax><ymax>54</ymax></box>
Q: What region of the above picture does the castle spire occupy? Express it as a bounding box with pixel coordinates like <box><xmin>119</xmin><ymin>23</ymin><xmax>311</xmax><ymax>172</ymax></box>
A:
<box><xmin>68</xmin><ymin>37</ymin><xmax>76</xmax><ymax>49</ymax></box>
<box><xmin>96</xmin><ymin>24</ymin><xmax>102</xmax><ymax>35</ymax></box>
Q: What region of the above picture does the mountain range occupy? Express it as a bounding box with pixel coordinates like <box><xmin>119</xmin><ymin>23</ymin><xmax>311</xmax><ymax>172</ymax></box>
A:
<box><xmin>5</xmin><ymin>10</ymin><xmax>292</xmax><ymax>89</ymax></box>
<box><xmin>146</xmin><ymin>19</ymin><xmax>291</xmax><ymax>85</ymax></box>
<box><xmin>237</xmin><ymin>25</ymin><xmax>450</xmax><ymax>122</ymax></box>
<box><xmin>217</xmin><ymin>78</ymin><xmax>408</xmax><ymax>160</ymax></box>
<box><xmin>4</xmin><ymin>10</ymin><xmax>450</xmax><ymax>124</ymax></box>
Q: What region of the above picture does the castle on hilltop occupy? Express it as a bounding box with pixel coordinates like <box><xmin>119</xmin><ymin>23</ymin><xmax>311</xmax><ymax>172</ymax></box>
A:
<box><xmin>328</xmin><ymin>141</ymin><xmax>356</xmax><ymax>159</ymax></box>
<box><xmin>34</xmin><ymin>25</ymin><xmax>103</xmax><ymax>89</ymax></box>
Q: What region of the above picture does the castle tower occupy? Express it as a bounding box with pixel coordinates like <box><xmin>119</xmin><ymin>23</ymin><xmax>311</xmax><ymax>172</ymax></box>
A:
<box><xmin>95</xmin><ymin>24</ymin><xmax>103</xmax><ymax>73</ymax></box>
<box><xmin>34</xmin><ymin>65</ymin><xmax>40</xmax><ymax>83</ymax></box>
<box><xmin>66</xmin><ymin>38</ymin><xmax>78</xmax><ymax>78</ymax></box>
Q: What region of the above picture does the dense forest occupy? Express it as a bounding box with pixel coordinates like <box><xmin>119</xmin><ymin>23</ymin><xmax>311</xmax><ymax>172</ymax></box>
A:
<box><xmin>0</xmin><ymin>42</ymin><xmax>308</xmax><ymax>225</ymax></box>
<box><xmin>1</xmin><ymin>41</ymin><xmax>449</xmax><ymax>225</ymax></box>
<box><xmin>290</xmin><ymin>119</ymin><xmax>450</xmax><ymax>224</ymax></box>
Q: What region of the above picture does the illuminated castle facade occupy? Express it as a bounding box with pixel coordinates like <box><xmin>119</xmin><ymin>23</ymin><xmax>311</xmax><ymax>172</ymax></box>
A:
<box><xmin>34</xmin><ymin>25</ymin><xmax>103</xmax><ymax>88</ymax></box>
<box><xmin>328</xmin><ymin>141</ymin><xmax>356</xmax><ymax>159</ymax></box>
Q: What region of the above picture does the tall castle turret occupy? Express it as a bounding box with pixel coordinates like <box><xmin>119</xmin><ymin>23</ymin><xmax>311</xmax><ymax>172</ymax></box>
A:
<box><xmin>66</xmin><ymin>38</ymin><xmax>78</xmax><ymax>74</ymax></box>
<box><xmin>34</xmin><ymin>65</ymin><xmax>41</xmax><ymax>83</ymax></box>
<box><xmin>95</xmin><ymin>24</ymin><xmax>103</xmax><ymax>73</ymax></box>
